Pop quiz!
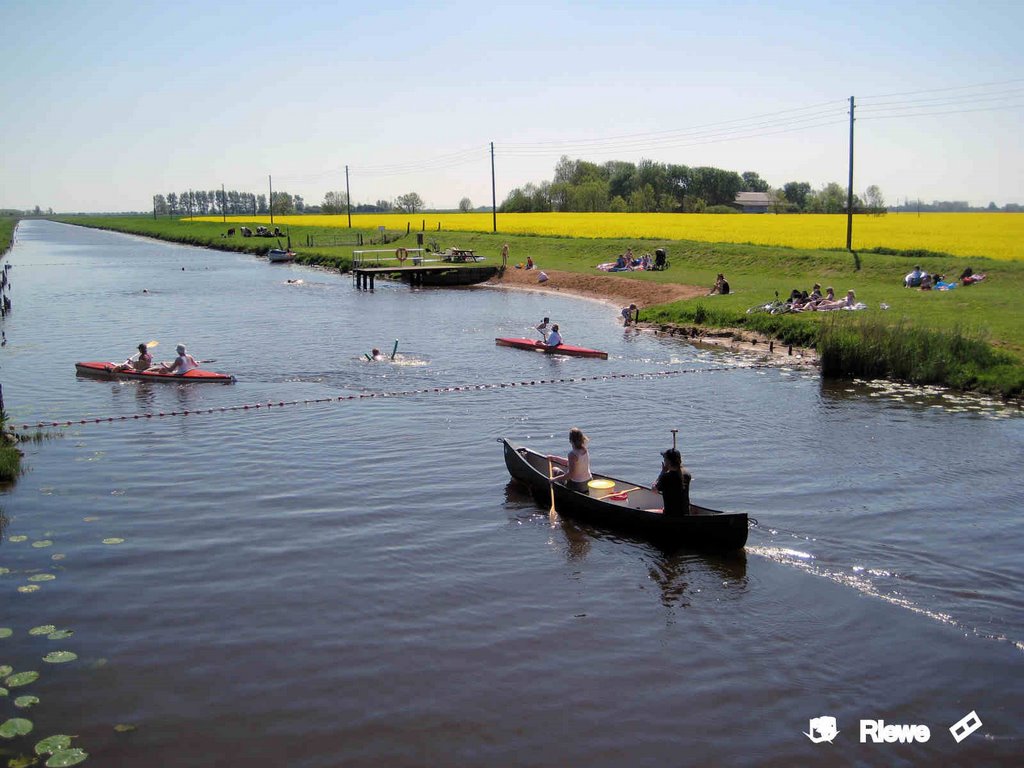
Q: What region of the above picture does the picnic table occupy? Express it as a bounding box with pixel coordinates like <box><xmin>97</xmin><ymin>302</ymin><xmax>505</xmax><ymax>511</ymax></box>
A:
<box><xmin>446</xmin><ymin>248</ymin><xmax>480</xmax><ymax>263</ymax></box>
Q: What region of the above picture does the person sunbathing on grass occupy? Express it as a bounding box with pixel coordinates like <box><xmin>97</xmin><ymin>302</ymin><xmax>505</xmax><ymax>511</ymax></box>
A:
<box><xmin>815</xmin><ymin>289</ymin><xmax>856</xmax><ymax>311</ymax></box>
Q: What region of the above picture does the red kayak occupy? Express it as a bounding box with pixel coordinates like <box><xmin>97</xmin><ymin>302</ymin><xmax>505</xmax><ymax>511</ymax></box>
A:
<box><xmin>495</xmin><ymin>337</ymin><xmax>608</xmax><ymax>360</ymax></box>
<box><xmin>75</xmin><ymin>362</ymin><xmax>235</xmax><ymax>383</ymax></box>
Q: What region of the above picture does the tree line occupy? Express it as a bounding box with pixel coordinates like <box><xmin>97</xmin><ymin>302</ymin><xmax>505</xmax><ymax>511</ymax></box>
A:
<box><xmin>498</xmin><ymin>156</ymin><xmax>895</xmax><ymax>214</ymax></box>
<box><xmin>153</xmin><ymin>190</ymin><xmax>429</xmax><ymax>217</ymax></box>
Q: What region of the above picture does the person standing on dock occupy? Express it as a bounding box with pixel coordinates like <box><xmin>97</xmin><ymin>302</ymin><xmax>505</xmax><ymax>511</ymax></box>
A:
<box><xmin>501</xmin><ymin>243</ymin><xmax>509</xmax><ymax>268</ymax></box>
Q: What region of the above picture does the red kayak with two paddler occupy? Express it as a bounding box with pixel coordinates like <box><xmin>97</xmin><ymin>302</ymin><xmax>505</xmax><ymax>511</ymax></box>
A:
<box><xmin>75</xmin><ymin>361</ymin><xmax>236</xmax><ymax>383</ymax></box>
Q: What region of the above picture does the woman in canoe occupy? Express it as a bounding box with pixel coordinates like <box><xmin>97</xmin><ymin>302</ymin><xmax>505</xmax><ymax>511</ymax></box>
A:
<box><xmin>151</xmin><ymin>344</ymin><xmax>198</xmax><ymax>375</ymax></box>
<box><xmin>552</xmin><ymin>427</ymin><xmax>592</xmax><ymax>492</ymax></box>
<box><xmin>654</xmin><ymin>448</ymin><xmax>692</xmax><ymax>517</ymax></box>
<box><xmin>115</xmin><ymin>343</ymin><xmax>152</xmax><ymax>373</ymax></box>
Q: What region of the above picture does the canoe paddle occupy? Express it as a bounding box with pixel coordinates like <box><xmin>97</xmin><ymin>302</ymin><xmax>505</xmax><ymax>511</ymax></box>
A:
<box><xmin>146</xmin><ymin>340</ymin><xmax>159</xmax><ymax>348</ymax></box>
<box><xmin>597</xmin><ymin>486</ymin><xmax>640</xmax><ymax>501</ymax></box>
<box><xmin>547</xmin><ymin>460</ymin><xmax>557</xmax><ymax>514</ymax></box>
<box><xmin>390</xmin><ymin>339</ymin><xmax>399</xmax><ymax>360</ymax></box>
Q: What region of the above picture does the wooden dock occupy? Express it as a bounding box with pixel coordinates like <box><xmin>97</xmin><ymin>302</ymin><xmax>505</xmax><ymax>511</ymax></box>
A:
<box><xmin>352</xmin><ymin>264</ymin><xmax>499</xmax><ymax>289</ymax></box>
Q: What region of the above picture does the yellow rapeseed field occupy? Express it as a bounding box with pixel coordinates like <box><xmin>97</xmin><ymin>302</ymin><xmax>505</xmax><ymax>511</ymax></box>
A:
<box><xmin>208</xmin><ymin>212</ymin><xmax>1023</xmax><ymax>261</ymax></box>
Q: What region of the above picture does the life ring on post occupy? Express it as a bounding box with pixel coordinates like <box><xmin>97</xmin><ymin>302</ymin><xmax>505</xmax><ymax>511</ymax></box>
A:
<box><xmin>395</xmin><ymin>247</ymin><xmax>408</xmax><ymax>263</ymax></box>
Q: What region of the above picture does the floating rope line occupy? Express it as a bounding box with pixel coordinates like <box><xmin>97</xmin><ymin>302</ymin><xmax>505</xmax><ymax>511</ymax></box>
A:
<box><xmin>15</xmin><ymin>364</ymin><xmax>777</xmax><ymax>432</ymax></box>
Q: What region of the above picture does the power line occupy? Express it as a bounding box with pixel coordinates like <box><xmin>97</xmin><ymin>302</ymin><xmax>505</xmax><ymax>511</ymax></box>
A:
<box><xmin>857</xmin><ymin>77</ymin><xmax>1024</xmax><ymax>104</ymax></box>
<box><xmin>859</xmin><ymin>103</ymin><xmax>1024</xmax><ymax>121</ymax></box>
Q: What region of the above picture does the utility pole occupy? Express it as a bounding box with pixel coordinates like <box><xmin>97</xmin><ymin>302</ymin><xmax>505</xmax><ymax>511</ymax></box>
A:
<box><xmin>222</xmin><ymin>183</ymin><xmax>227</xmax><ymax>223</ymax></box>
<box><xmin>345</xmin><ymin>165</ymin><xmax>352</xmax><ymax>229</ymax></box>
<box><xmin>490</xmin><ymin>141</ymin><xmax>497</xmax><ymax>233</ymax></box>
<box><xmin>152</xmin><ymin>196</ymin><xmax>157</xmax><ymax>220</ymax></box>
<box><xmin>269</xmin><ymin>175</ymin><xmax>274</xmax><ymax>226</ymax></box>
<box><xmin>845</xmin><ymin>95</ymin><xmax>855</xmax><ymax>251</ymax></box>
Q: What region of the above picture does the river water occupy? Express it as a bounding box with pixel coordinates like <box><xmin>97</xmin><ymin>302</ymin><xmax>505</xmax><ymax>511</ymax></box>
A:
<box><xmin>0</xmin><ymin>220</ymin><xmax>1021</xmax><ymax>766</ymax></box>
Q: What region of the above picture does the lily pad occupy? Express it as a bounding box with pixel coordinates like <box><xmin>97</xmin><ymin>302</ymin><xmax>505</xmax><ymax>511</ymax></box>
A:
<box><xmin>0</xmin><ymin>568</ymin><xmax>11</xmax><ymax>575</ymax></box>
<box><xmin>8</xmin><ymin>536</ymin><xmax>28</xmax><ymax>543</ymax></box>
<box><xmin>0</xmin><ymin>718</ymin><xmax>34</xmax><ymax>739</ymax></box>
<box><xmin>28</xmin><ymin>627</ymin><xmax>56</xmax><ymax>637</ymax></box>
<box><xmin>0</xmin><ymin>665</ymin><xmax>11</xmax><ymax>677</ymax></box>
<box><xmin>41</xmin><ymin>653</ymin><xmax>76</xmax><ymax>665</ymax></box>
<box><xmin>46</xmin><ymin>631</ymin><xmax>73</xmax><ymax>641</ymax></box>
<box><xmin>101</xmin><ymin>538</ymin><xmax>124</xmax><ymax>545</ymax></box>
<box><xmin>8</xmin><ymin>753</ymin><xmax>38</xmax><ymax>768</ymax></box>
<box><xmin>5</xmin><ymin>672</ymin><xmax>39</xmax><ymax>688</ymax></box>
<box><xmin>113</xmin><ymin>724</ymin><xmax>136</xmax><ymax>733</ymax></box>
<box><xmin>30</xmin><ymin>542</ymin><xmax>53</xmax><ymax>549</ymax></box>
<box><xmin>17</xmin><ymin>586</ymin><xmax>41</xmax><ymax>594</ymax></box>
<box><xmin>50</xmin><ymin>555</ymin><xmax>65</xmax><ymax>562</ymax></box>
<box><xmin>34</xmin><ymin>735</ymin><xmax>71</xmax><ymax>755</ymax></box>
<box><xmin>81</xmin><ymin>517</ymin><xmax>99</xmax><ymax>523</ymax></box>
<box><xmin>0</xmin><ymin>629</ymin><xmax>12</xmax><ymax>639</ymax></box>
<box><xmin>45</xmin><ymin>749</ymin><xmax>88</xmax><ymax>767</ymax></box>
<box><xmin>0</xmin><ymin>687</ymin><xmax>7</xmax><ymax>697</ymax></box>
<box><xmin>14</xmin><ymin>696</ymin><xmax>39</xmax><ymax>709</ymax></box>
<box><xmin>27</xmin><ymin>575</ymin><xmax>55</xmax><ymax>583</ymax></box>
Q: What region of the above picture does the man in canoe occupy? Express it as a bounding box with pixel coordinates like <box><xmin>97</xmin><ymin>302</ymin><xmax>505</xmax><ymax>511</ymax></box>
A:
<box><xmin>545</xmin><ymin>324</ymin><xmax>562</xmax><ymax>348</ymax></box>
<box><xmin>114</xmin><ymin>343</ymin><xmax>153</xmax><ymax>373</ymax></box>
<box><xmin>536</xmin><ymin>317</ymin><xmax>551</xmax><ymax>341</ymax></box>
<box><xmin>151</xmin><ymin>344</ymin><xmax>198</xmax><ymax>375</ymax></box>
<box><xmin>654</xmin><ymin>448</ymin><xmax>692</xmax><ymax>516</ymax></box>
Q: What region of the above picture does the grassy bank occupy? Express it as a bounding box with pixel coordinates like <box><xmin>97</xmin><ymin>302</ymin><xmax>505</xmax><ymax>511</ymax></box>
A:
<box><xmin>0</xmin><ymin>216</ymin><xmax>16</xmax><ymax>257</ymax></box>
<box><xmin>56</xmin><ymin>215</ymin><xmax>1024</xmax><ymax>396</ymax></box>
<box><xmin>0</xmin><ymin>217</ymin><xmax>23</xmax><ymax>482</ymax></box>
<box><xmin>0</xmin><ymin>414</ymin><xmax>22</xmax><ymax>484</ymax></box>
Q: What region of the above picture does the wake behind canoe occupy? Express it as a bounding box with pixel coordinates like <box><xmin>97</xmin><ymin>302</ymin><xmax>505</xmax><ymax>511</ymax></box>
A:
<box><xmin>75</xmin><ymin>362</ymin><xmax>235</xmax><ymax>383</ymax></box>
<box><xmin>495</xmin><ymin>337</ymin><xmax>608</xmax><ymax>359</ymax></box>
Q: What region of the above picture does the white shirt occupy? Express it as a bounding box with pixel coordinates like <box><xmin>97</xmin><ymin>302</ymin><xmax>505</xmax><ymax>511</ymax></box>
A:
<box><xmin>568</xmin><ymin>447</ymin><xmax>591</xmax><ymax>482</ymax></box>
<box><xmin>546</xmin><ymin>330</ymin><xmax>562</xmax><ymax>347</ymax></box>
<box><xmin>173</xmin><ymin>353</ymin><xmax>198</xmax><ymax>374</ymax></box>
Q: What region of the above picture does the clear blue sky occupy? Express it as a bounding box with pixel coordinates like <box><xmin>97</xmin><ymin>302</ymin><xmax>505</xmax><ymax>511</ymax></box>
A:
<box><xmin>2</xmin><ymin>0</ymin><xmax>1021</xmax><ymax>212</ymax></box>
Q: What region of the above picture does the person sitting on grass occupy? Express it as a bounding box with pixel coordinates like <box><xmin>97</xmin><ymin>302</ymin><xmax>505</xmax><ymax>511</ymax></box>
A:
<box><xmin>709</xmin><ymin>274</ymin><xmax>730</xmax><ymax>295</ymax></box>
<box><xmin>905</xmin><ymin>265</ymin><xmax>925</xmax><ymax>287</ymax></box>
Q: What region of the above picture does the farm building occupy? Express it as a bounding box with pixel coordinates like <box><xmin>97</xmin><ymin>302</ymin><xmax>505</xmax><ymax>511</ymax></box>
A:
<box><xmin>732</xmin><ymin>191</ymin><xmax>773</xmax><ymax>213</ymax></box>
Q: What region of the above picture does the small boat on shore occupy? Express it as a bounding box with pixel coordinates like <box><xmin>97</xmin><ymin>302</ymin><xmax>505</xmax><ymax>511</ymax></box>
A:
<box><xmin>75</xmin><ymin>362</ymin><xmax>235</xmax><ymax>384</ymax></box>
<box><xmin>267</xmin><ymin>248</ymin><xmax>297</xmax><ymax>263</ymax></box>
<box><xmin>500</xmin><ymin>438</ymin><xmax>748</xmax><ymax>551</ymax></box>
<box><xmin>495</xmin><ymin>337</ymin><xmax>608</xmax><ymax>359</ymax></box>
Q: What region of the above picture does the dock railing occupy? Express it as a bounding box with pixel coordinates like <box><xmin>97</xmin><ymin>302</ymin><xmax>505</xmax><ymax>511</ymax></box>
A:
<box><xmin>352</xmin><ymin>248</ymin><xmax>430</xmax><ymax>268</ymax></box>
